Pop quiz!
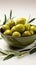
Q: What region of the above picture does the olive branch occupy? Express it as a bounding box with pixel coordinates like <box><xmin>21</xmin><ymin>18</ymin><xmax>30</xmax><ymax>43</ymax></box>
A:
<box><xmin>0</xmin><ymin>44</ymin><xmax>36</xmax><ymax>60</ymax></box>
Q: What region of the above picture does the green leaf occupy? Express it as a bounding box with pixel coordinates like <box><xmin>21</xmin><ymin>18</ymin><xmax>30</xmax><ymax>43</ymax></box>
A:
<box><xmin>30</xmin><ymin>46</ymin><xmax>36</xmax><ymax>54</ymax></box>
<box><xmin>28</xmin><ymin>18</ymin><xmax>36</xmax><ymax>23</ymax></box>
<box><xmin>3</xmin><ymin>54</ymin><xmax>14</xmax><ymax>60</ymax></box>
<box><xmin>0</xmin><ymin>45</ymin><xmax>36</xmax><ymax>60</ymax></box>
<box><xmin>10</xmin><ymin>10</ymin><xmax>12</xmax><ymax>19</ymax></box>
<box><xmin>19</xmin><ymin>49</ymin><xmax>30</xmax><ymax>52</ymax></box>
<box><xmin>3</xmin><ymin>15</ymin><xmax>7</xmax><ymax>25</ymax></box>
<box><xmin>0</xmin><ymin>48</ymin><xmax>8</xmax><ymax>55</ymax></box>
<box><xmin>0</xmin><ymin>51</ymin><xmax>7</xmax><ymax>55</ymax></box>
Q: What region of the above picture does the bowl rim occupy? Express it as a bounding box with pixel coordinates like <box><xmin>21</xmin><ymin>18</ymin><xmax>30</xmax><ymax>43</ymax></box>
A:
<box><xmin>1</xmin><ymin>32</ymin><xmax>36</xmax><ymax>38</ymax></box>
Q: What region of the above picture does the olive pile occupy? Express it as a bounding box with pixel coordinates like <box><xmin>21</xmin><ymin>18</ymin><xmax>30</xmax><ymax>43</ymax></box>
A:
<box><xmin>1</xmin><ymin>18</ymin><xmax>36</xmax><ymax>37</ymax></box>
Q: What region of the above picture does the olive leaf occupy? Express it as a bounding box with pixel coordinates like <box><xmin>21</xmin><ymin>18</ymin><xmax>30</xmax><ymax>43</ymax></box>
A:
<box><xmin>0</xmin><ymin>50</ymin><xmax>7</xmax><ymax>55</ymax></box>
<box><xmin>3</xmin><ymin>51</ymin><xmax>23</xmax><ymax>60</ymax></box>
<box><xmin>2</xmin><ymin>10</ymin><xmax>12</xmax><ymax>25</ymax></box>
<box><xmin>0</xmin><ymin>45</ymin><xmax>36</xmax><ymax>61</ymax></box>
<box><xmin>29</xmin><ymin>46</ymin><xmax>36</xmax><ymax>54</ymax></box>
<box><xmin>3</xmin><ymin>54</ymin><xmax>14</xmax><ymax>60</ymax></box>
<box><xmin>3</xmin><ymin>51</ymin><xmax>20</xmax><ymax>60</ymax></box>
<box><xmin>19</xmin><ymin>45</ymin><xmax>36</xmax><ymax>54</ymax></box>
<box><xmin>28</xmin><ymin>18</ymin><xmax>36</xmax><ymax>23</ymax></box>
<box><xmin>3</xmin><ymin>46</ymin><xmax>36</xmax><ymax>60</ymax></box>
<box><xmin>3</xmin><ymin>14</ymin><xmax>7</xmax><ymax>25</ymax></box>
<box><xmin>0</xmin><ymin>48</ymin><xmax>8</xmax><ymax>55</ymax></box>
<box><xmin>19</xmin><ymin>49</ymin><xmax>30</xmax><ymax>52</ymax></box>
<box><xmin>10</xmin><ymin>10</ymin><xmax>12</xmax><ymax>19</ymax></box>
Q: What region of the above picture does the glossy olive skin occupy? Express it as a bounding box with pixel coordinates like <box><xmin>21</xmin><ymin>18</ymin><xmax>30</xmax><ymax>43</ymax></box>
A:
<box><xmin>16</xmin><ymin>18</ymin><xmax>26</xmax><ymax>25</ymax></box>
<box><xmin>34</xmin><ymin>26</ymin><xmax>36</xmax><ymax>32</ymax></box>
<box><xmin>30</xmin><ymin>26</ymin><xmax>36</xmax><ymax>32</ymax></box>
<box><xmin>1</xmin><ymin>24</ymin><xmax>10</xmax><ymax>31</ymax></box>
<box><xmin>11</xmin><ymin>26</ymin><xmax>16</xmax><ymax>33</ymax></box>
<box><xmin>22</xmin><ymin>31</ymin><xmax>31</xmax><ymax>37</ymax></box>
<box><xmin>16</xmin><ymin>24</ymin><xmax>25</xmax><ymax>33</ymax></box>
<box><xmin>1</xmin><ymin>17</ymin><xmax>36</xmax><ymax>38</ymax></box>
<box><xmin>3</xmin><ymin>30</ymin><xmax>12</xmax><ymax>35</ymax></box>
<box><xmin>30</xmin><ymin>30</ymin><xmax>34</xmax><ymax>35</ymax></box>
<box><xmin>8</xmin><ymin>19</ymin><xmax>15</xmax><ymax>28</ymax></box>
<box><xmin>30</xmin><ymin>26</ymin><xmax>35</xmax><ymax>31</ymax></box>
<box><xmin>12</xmin><ymin>31</ymin><xmax>21</xmax><ymax>37</ymax></box>
<box><xmin>24</xmin><ymin>23</ymin><xmax>30</xmax><ymax>31</ymax></box>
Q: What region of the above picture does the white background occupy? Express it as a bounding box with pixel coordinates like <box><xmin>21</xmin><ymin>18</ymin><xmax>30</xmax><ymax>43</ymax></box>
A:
<box><xmin>0</xmin><ymin>0</ymin><xmax>36</xmax><ymax>65</ymax></box>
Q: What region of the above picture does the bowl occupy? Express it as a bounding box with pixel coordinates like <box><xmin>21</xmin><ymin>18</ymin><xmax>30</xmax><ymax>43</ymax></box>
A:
<box><xmin>1</xmin><ymin>32</ymin><xmax>36</xmax><ymax>48</ymax></box>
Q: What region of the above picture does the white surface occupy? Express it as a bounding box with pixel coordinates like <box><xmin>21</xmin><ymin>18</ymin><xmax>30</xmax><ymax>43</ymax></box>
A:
<box><xmin>0</xmin><ymin>40</ymin><xmax>36</xmax><ymax>65</ymax></box>
<box><xmin>0</xmin><ymin>0</ymin><xmax>36</xmax><ymax>65</ymax></box>
<box><xmin>0</xmin><ymin>39</ymin><xmax>36</xmax><ymax>65</ymax></box>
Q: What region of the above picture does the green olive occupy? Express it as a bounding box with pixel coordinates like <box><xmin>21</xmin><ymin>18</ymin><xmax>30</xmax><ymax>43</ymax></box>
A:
<box><xmin>16</xmin><ymin>18</ymin><xmax>26</xmax><ymax>25</ymax></box>
<box><xmin>8</xmin><ymin>19</ymin><xmax>15</xmax><ymax>28</ymax></box>
<box><xmin>16</xmin><ymin>24</ymin><xmax>25</xmax><ymax>33</ymax></box>
<box><xmin>11</xmin><ymin>26</ymin><xmax>16</xmax><ymax>33</ymax></box>
<box><xmin>22</xmin><ymin>31</ymin><xmax>31</xmax><ymax>37</ymax></box>
<box><xmin>3</xmin><ymin>30</ymin><xmax>12</xmax><ymax>35</ymax></box>
<box><xmin>34</xmin><ymin>26</ymin><xmax>36</xmax><ymax>32</ymax></box>
<box><xmin>12</xmin><ymin>31</ymin><xmax>21</xmax><ymax>37</ymax></box>
<box><xmin>24</xmin><ymin>23</ymin><xmax>30</xmax><ymax>30</ymax></box>
<box><xmin>30</xmin><ymin>30</ymin><xmax>34</xmax><ymax>35</ymax></box>
<box><xmin>2</xmin><ymin>24</ymin><xmax>10</xmax><ymax>31</ymax></box>
<box><xmin>30</xmin><ymin>26</ymin><xmax>36</xmax><ymax>31</ymax></box>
